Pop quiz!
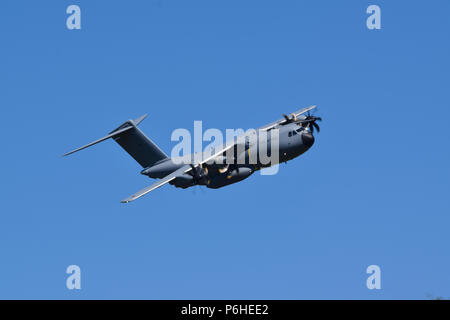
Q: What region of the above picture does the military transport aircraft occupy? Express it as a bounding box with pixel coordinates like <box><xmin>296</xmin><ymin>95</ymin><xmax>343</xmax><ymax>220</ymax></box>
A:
<box><xmin>63</xmin><ymin>106</ymin><xmax>322</xmax><ymax>203</ymax></box>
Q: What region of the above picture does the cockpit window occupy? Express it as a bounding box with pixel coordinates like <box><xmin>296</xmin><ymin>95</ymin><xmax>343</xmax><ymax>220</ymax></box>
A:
<box><xmin>288</xmin><ymin>132</ymin><xmax>292</xmax><ymax>137</ymax></box>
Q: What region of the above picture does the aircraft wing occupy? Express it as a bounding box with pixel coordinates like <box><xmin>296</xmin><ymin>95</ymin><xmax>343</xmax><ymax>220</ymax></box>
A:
<box><xmin>121</xmin><ymin>164</ymin><xmax>193</xmax><ymax>203</ymax></box>
<box><xmin>258</xmin><ymin>105</ymin><xmax>316</xmax><ymax>131</ymax></box>
<box><xmin>121</xmin><ymin>143</ymin><xmax>236</xmax><ymax>203</ymax></box>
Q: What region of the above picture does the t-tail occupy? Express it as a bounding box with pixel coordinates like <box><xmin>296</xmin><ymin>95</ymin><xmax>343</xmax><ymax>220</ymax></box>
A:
<box><xmin>63</xmin><ymin>115</ymin><xmax>168</xmax><ymax>168</ymax></box>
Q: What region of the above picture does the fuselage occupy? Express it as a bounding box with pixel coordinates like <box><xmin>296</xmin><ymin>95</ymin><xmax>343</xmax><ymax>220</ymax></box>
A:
<box><xmin>142</xmin><ymin>123</ymin><xmax>315</xmax><ymax>189</ymax></box>
<box><xmin>63</xmin><ymin>106</ymin><xmax>320</xmax><ymax>202</ymax></box>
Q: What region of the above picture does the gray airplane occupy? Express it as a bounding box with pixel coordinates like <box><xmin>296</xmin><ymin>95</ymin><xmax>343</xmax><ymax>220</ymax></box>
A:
<box><xmin>64</xmin><ymin>105</ymin><xmax>322</xmax><ymax>203</ymax></box>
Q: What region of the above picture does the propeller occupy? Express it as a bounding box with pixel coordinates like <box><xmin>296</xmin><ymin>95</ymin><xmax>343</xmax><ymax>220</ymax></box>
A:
<box><xmin>282</xmin><ymin>110</ymin><xmax>322</xmax><ymax>133</ymax></box>
<box><xmin>190</xmin><ymin>164</ymin><xmax>208</xmax><ymax>184</ymax></box>
<box><xmin>282</xmin><ymin>113</ymin><xmax>297</xmax><ymax>123</ymax></box>
<box><xmin>298</xmin><ymin>111</ymin><xmax>322</xmax><ymax>134</ymax></box>
<box><xmin>214</xmin><ymin>156</ymin><xmax>230</xmax><ymax>174</ymax></box>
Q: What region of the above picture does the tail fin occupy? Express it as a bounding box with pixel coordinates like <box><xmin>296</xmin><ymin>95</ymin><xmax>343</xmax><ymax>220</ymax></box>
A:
<box><xmin>63</xmin><ymin>115</ymin><xmax>168</xmax><ymax>168</ymax></box>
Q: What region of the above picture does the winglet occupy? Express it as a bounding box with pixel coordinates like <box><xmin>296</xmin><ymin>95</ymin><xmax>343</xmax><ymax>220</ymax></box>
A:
<box><xmin>62</xmin><ymin>125</ymin><xmax>134</xmax><ymax>157</ymax></box>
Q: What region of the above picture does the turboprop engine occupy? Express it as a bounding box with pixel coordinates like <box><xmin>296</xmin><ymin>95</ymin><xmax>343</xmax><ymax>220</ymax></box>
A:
<box><xmin>211</xmin><ymin>155</ymin><xmax>230</xmax><ymax>174</ymax></box>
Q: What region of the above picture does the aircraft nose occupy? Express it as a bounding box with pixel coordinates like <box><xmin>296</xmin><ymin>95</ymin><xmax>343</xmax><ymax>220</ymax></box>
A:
<box><xmin>302</xmin><ymin>131</ymin><xmax>315</xmax><ymax>148</ymax></box>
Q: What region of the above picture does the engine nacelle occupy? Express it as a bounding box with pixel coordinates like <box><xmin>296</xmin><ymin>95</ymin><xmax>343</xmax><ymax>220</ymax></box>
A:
<box><xmin>206</xmin><ymin>167</ymin><xmax>253</xmax><ymax>189</ymax></box>
<box><xmin>170</xmin><ymin>174</ymin><xmax>195</xmax><ymax>189</ymax></box>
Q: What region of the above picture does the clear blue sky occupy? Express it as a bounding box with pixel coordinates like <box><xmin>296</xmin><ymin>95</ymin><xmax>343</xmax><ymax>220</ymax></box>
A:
<box><xmin>1</xmin><ymin>0</ymin><xmax>449</xmax><ymax>299</ymax></box>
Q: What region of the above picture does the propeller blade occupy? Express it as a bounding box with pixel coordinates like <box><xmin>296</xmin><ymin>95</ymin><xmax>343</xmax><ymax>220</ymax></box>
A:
<box><xmin>190</xmin><ymin>164</ymin><xmax>201</xmax><ymax>179</ymax></box>
<box><xmin>313</xmin><ymin>122</ymin><xmax>320</xmax><ymax>133</ymax></box>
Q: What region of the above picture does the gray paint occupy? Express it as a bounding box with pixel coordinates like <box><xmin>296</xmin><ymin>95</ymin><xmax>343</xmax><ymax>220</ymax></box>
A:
<box><xmin>63</xmin><ymin>106</ymin><xmax>321</xmax><ymax>202</ymax></box>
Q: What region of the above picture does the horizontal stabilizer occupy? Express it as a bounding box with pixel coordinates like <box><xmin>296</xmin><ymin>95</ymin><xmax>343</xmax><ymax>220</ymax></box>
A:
<box><xmin>133</xmin><ymin>114</ymin><xmax>148</xmax><ymax>126</ymax></box>
<box><xmin>62</xmin><ymin>125</ymin><xmax>134</xmax><ymax>157</ymax></box>
<box><xmin>61</xmin><ymin>114</ymin><xmax>168</xmax><ymax>168</ymax></box>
